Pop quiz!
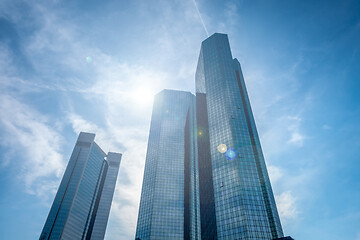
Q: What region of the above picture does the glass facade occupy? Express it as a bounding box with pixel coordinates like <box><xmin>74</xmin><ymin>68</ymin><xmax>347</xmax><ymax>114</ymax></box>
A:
<box><xmin>196</xmin><ymin>92</ymin><xmax>218</xmax><ymax>239</ymax></box>
<box><xmin>135</xmin><ymin>90</ymin><xmax>201</xmax><ymax>240</ymax></box>
<box><xmin>196</xmin><ymin>33</ymin><xmax>283</xmax><ymax>239</ymax></box>
<box><xmin>39</xmin><ymin>132</ymin><xmax>122</xmax><ymax>240</ymax></box>
<box><xmin>89</xmin><ymin>152</ymin><xmax>121</xmax><ymax>240</ymax></box>
<box><xmin>136</xmin><ymin>33</ymin><xmax>285</xmax><ymax>240</ymax></box>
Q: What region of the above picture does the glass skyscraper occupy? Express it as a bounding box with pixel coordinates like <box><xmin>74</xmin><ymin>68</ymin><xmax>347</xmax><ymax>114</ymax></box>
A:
<box><xmin>136</xmin><ymin>33</ymin><xmax>284</xmax><ymax>240</ymax></box>
<box><xmin>196</xmin><ymin>33</ymin><xmax>283</xmax><ymax>239</ymax></box>
<box><xmin>135</xmin><ymin>90</ymin><xmax>201</xmax><ymax>240</ymax></box>
<box><xmin>39</xmin><ymin>132</ymin><xmax>121</xmax><ymax>240</ymax></box>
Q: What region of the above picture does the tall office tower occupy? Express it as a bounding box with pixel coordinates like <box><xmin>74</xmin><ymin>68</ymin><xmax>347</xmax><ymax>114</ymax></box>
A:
<box><xmin>135</xmin><ymin>90</ymin><xmax>201</xmax><ymax>240</ymax></box>
<box><xmin>196</xmin><ymin>33</ymin><xmax>283</xmax><ymax>239</ymax></box>
<box><xmin>39</xmin><ymin>132</ymin><xmax>122</xmax><ymax>240</ymax></box>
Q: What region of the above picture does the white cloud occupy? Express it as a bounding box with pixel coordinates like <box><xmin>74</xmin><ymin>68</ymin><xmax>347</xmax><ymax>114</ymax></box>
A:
<box><xmin>288</xmin><ymin>131</ymin><xmax>305</xmax><ymax>146</ymax></box>
<box><xmin>67</xmin><ymin>113</ymin><xmax>115</xmax><ymax>151</ymax></box>
<box><xmin>0</xmin><ymin>43</ymin><xmax>48</xmax><ymax>94</ymax></box>
<box><xmin>260</xmin><ymin>114</ymin><xmax>306</xmax><ymax>157</ymax></box>
<box><xmin>286</xmin><ymin>116</ymin><xmax>306</xmax><ymax>147</ymax></box>
<box><xmin>105</xmin><ymin>125</ymin><xmax>149</xmax><ymax>239</ymax></box>
<box><xmin>267</xmin><ymin>165</ymin><xmax>284</xmax><ymax>184</ymax></box>
<box><xmin>242</xmin><ymin>54</ymin><xmax>309</xmax><ymax>155</ymax></box>
<box><xmin>0</xmin><ymin>94</ymin><xmax>65</xmax><ymax>201</ymax></box>
<box><xmin>275</xmin><ymin>191</ymin><xmax>298</xmax><ymax>220</ymax></box>
<box><xmin>223</xmin><ymin>1</ymin><xmax>239</xmax><ymax>29</ymax></box>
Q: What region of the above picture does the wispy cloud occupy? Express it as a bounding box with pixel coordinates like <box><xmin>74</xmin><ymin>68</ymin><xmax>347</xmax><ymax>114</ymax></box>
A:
<box><xmin>260</xmin><ymin>114</ymin><xmax>306</xmax><ymax>157</ymax></box>
<box><xmin>0</xmin><ymin>32</ymin><xmax>65</xmax><ymax>202</ymax></box>
<box><xmin>286</xmin><ymin>116</ymin><xmax>306</xmax><ymax>147</ymax></box>
<box><xmin>275</xmin><ymin>191</ymin><xmax>299</xmax><ymax>220</ymax></box>
<box><xmin>268</xmin><ymin>165</ymin><xmax>300</xmax><ymax>223</ymax></box>
<box><xmin>0</xmin><ymin>94</ymin><xmax>64</xmax><ymax>201</ymax></box>
<box><xmin>267</xmin><ymin>165</ymin><xmax>284</xmax><ymax>183</ymax></box>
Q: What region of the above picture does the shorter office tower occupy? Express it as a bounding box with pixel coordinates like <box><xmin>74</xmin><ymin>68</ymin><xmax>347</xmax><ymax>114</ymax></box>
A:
<box><xmin>135</xmin><ymin>90</ymin><xmax>201</xmax><ymax>240</ymax></box>
<box><xmin>39</xmin><ymin>132</ymin><xmax>122</xmax><ymax>240</ymax></box>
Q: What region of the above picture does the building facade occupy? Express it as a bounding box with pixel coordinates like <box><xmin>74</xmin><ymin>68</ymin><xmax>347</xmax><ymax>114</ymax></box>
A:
<box><xmin>135</xmin><ymin>90</ymin><xmax>201</xmax><ymax>240</ymax></box>
<box><xmin>196</xmin><ymin>33</ymin><xmax>283</xmax><ymax>239</ymax></box>
<box><xmin>39</xmin><ymin>132</ymin><xmax>121</xmax><ymax>240</ymax></box>
<box><xmin>136</xmin><ymin>33</ymin><xmax>284</xmax><ymax>240</ymax></box>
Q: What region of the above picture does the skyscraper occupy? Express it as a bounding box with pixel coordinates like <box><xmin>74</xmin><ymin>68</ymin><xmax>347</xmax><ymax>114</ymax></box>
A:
<box><xmin>135</xmin><ymin>90</ymin><xmax>201</xmax><ymax>240</ymax></box>
<box><xmin>39</xmin><ymin>132</ymin><xmax>121</xmax><ymax>240</ymax></box>
<box><xmin>136</xmin><ymin>33</ymin><xmax>284</xmax><ymax>240</ymax></box>
<box><xmin>196</xmin><ymin>33</ymin><xmax>283</xmax><ymax>239</ymax></box>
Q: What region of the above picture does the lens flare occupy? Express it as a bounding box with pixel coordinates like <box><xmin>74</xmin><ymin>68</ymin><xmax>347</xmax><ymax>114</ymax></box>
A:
<box><xmin>217</xmin><ymin>144</ymin><xmax>227</xmax><ymax>153</ymax></box>
<box><xmin>86</xmin><ymin>56</ymin><xmax>92</xmax><ymax>63</ymax></box>
<box><xmin>225</xmin><ymin>148</ymin><xmax>236</xmax><ymax>160</ymax></box>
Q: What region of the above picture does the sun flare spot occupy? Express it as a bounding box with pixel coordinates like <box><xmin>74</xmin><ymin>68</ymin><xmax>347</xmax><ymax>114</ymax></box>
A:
<box><xmin>217</xmin><ymin>144</ymin><xmax>227</xmax><ymax>153</ymax></box>
<box><xmin>130</xmin><ymin>87</ymin><xmax>154</xmax><ymax>107</ymax></box>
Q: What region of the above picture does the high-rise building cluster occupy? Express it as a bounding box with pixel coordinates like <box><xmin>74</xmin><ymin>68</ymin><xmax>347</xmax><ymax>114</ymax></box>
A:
<box><xmin>39</xmin><ymin>33</ymin><xmax>292</xmax><ymax>240</ymax></box>
<box><xmin>135</xmin><ymin>33</ymin><xmax>288</xmax><ymax>240</ymax></box>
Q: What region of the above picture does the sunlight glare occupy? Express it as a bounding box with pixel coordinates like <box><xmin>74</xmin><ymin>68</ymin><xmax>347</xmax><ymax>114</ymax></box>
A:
<box><xmin>130</xmin><ymin>87</ymin><xmax>155</xmax><ymax>107</ymax></box>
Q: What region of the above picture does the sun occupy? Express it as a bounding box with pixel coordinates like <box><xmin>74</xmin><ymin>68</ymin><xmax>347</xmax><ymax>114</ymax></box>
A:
<box><xmin>130</xmin><ymin>87</ymin><xmax>155</xmax><ymax>107</ymax></box>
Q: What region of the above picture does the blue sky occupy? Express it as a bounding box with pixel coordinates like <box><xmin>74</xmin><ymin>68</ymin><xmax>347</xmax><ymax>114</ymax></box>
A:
<box><xmin>0</xmin><ymin>0</ymin><xmax>359</xmax><ymax>239</ymax></box>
